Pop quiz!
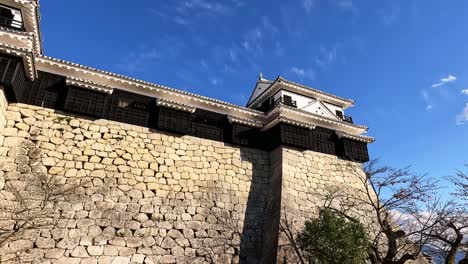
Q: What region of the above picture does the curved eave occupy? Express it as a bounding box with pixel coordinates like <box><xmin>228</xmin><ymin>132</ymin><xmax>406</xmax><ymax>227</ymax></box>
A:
<box><xmin>267</xmin><ymin>104</ymin><xmax>368</xmax><ymax>136</ymax></box>
<box><xmin>156</xmin><ymin>98</ymin><xmax>196</xmax><ymax>113</ymax></box>
<box><xmin>35</xmin><ymin>56</ymin><xmax>264</xmax><ymax>119</ymax></box>
<box><xmin>66</xmin><ymin>76</ymin><xmax>113</xmax><ymax>94</ymax></box>
<box><xmin>0</xmin><ymin>28</ymin><xmax>34</xmax><ymax>50</ymax></box>
<box><xmin>262</xmin><ymin>115</ymin><xmax>315</xmax><ymax>131</ymax></box>
<box><xmin>336</xmin><ymin>132</ymin><xmax>375</xmax><ymax>144</ymax></box>
<box><xmin>228</xmin><ymin>116</ymin><xmax>263</xmax><ymax>128</ymax></box>
<box><xmin>0</xmin><ymin>43</ymin><xmax>36</xmax><ymax>79</ymax></box>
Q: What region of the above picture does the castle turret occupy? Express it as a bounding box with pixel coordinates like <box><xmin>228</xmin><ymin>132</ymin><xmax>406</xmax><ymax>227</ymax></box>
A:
<box><xmin>0</xmin><ymin>0</ymin><xmax>41</xmax><ymax>54</ymax></box>
<box><xmin>245</xmin><ymin>74</ymin><xmax>373</xmax><ymax>162</ymax></box>
<box><xmin>0</xmin><ymin>0</ymin><xmax>41</xmax><ymax>103</ymax></box>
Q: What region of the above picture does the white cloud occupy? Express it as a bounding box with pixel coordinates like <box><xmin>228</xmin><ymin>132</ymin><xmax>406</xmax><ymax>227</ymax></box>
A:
<box><xmin>442</xmin><ymin>75</ymin><xmax>457</xmax><ymax>83</ymax></box>
<box><xmin>241</xmin><ymin>16</ymin><xmax>278</xmax><ymax>57</ymax></box>
<box><xmin>231</xmin><ymin>0</ymin><xmax>244</xmax><ymax>7</ymax></box>
<box><xmin>291</xmin><ymin>67</ymin><xmax>315</xmax><ymax>80</ymax></box>
<box><xmin>461</xmin><ymin>89</ymin><xmax>468</xmax><ymax>95</ymax></box>
<box><xmin>200</xmin><ymin>60</ymin><xmax>209</xmax><ymax>69</ymax></box>
<box><xmin>117</xmin><ymin>48</ymin><xmax>160</xmax><ymax>74</ymax></box>
<box><xmin>336</xmin><ymin>0</ymin><xmax>358</xmax><ymax>15</ymax></box>
<box><xmin>431</xmin><ymin>74</ymin><xmax>457</xmax><ymax>88</ymax></box>
<box><xmin>177</xmin><ymin>0</ymin><xmax>232</xmax><ymax>16</ymax></box>
<box><xmin>228</xmin><ymin>49</ymin><xmax>238</xmax><ymax>62</ymax></box>
<box><xmin>377</xmin><ymin>6</ymin><xmax>400</xmax><ymax>26</ymax></box>
<box><xmin>243</xmin><ymin>29</ymin><xmax>262</xmax><ymax>52</ymax></box>
<box><xmin>117</xmin><ymin>36</ymin><xmax>184</xmax><ymax>75</ymax></box>
<box><xmin>315</xmin><ymin>45</ymin><xmax>339</xmax><ymax>69</ymax></box>
<box><xmin>153</xmin><ymin>0</ymin><xmax>242</xmax><ymax>26</ymax></box>
<box><xmin>211</xmin><ymin>79</ymin><xmax>219</xmax><ymax>86</ymax></box>
<box><xmin>338</xmin><ymin>0</ymin><xmax>353</xmax><ymax>9</ymax></box>
<box><xmin>261</xmin><ymin>16</ymin><xmax>278</xmax><ymax>34</ymax></box>
<box><xmin>456</xmin><ymin>103</ymin><xmax>468</xmax><ymax>125</ymax></box>
<box><xmin>303</xmin><ymin>0</ymin><xmax>315</xmax><ymax>13</ymax></box>
<box><xmin>291</xmin><ymin>67</ymin><xmax>305</xmax><ymax>76</ymax></box>
<box><xmin>421</xmin><ymin>90</ymin><xmax>433</xmax><ymax>111</ymax></box>
<box><xmin>275</xmin><ymin>42</ymin><xmax>284</xmax><ymax>57</ymax></box>
<box><xmin>173</xmin><ymin>16</ymin><xmax>188</xmax><ymax>25</ymax></box>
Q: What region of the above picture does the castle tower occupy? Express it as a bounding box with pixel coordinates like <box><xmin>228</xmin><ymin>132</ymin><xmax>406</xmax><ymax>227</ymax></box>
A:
<box><xmin>0</xmin><ymin>1</ymin><xmax>375</xmax><ymax>263</ymax></box>
<box><xmin>244</xmin><ymin>73</ymin><xmax>373</xmax><ymax>162</ymax></box>
<box><xmin>0</xmin><ymin>0</ymin><xmax>40</xmax><ymax>113</ymax></box>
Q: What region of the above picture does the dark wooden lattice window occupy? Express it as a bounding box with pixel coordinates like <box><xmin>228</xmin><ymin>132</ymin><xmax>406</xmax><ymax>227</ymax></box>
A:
<box><xmin>64</xmin><ymin>87</ymin><xmax>107</xmax><ymax>117</ymax></box>
<box><xmin>258</xmin><ymin>99</ymin><xmax>272</xmax><ymax>112</ymax></box>
<box><xmin>341</xmin><ymin>139</ymin><xmax>369</xmax><ymax>162</ymax></box>
<box><xmin>20</xmin><ymin>71</ymin><xmax>67</xmax><ymax>109</ymax></box>
<box><xmin>280</xmin><ymin>124</ymin><xmax>310</xmax><ymax>149</ymax></box>
<box><xmin>157</xmin><ymin>107</ymin><xmax>191</xmax><ymax>134</ymax></box>
<box><xmin>283</xmin><ymin>95</ymin><xmax>292</xmax><ymax>104</ymax></box>
<box><xmin>232</xmin><ymin>124</ymin><xmax>259</xmax><ymax>146</ymax></box>
<box><xmin>309</xmin><ymin>127</ymin><xmax>336</xmax><ymax>155</ymax></box>
<box><xmin>274</xmin><ymin>124</ymin><xmax>338</xmax><ymax>155</ymax></box>
<box><xmin>0</xmin><ymin>54</ymin><xmax>29</xmax><ymax>102</ymax></box>
<box><xmin>191</xmin><ymin>109</ymin><xmax>226</xmax><ymax>142</ymax></box>
<box><xmin>104</xmin><ymin>90</ymin><xmax>155</xmax><ymax>127</ymax></box>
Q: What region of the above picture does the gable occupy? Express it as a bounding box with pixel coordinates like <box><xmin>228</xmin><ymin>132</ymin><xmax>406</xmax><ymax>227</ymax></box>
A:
<box><xmin>247</xmin><ymin>81</ymin><xmax>271</xmax><ymax>106</ymax></box>
<box><xmin>301</xmin><ymin>100</ymin><xmax>339</xmax><ymax>120</ymax></box>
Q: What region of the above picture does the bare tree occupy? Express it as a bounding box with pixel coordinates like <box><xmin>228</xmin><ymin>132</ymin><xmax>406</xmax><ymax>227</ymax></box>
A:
<box><xmin>425</xmin><ymin>166</ymin><xmax>468</xmax><ymax>264</ymax></box>
<box><xmin>0</xmin><ymin>140</ymin><xmax>86</xmax><ymax>261</ymax></box>
<box><xmin>271</xmin><ymin>160</ymin><xmax>450</xmax><ymax>264</ymax></box>
<box><xmin>451</xmin><ymin>166</ymin><xmax>468</xmax><ymax>262</ymax></box>
<box><xmin>451</xmin><ymin>165</ymin><xmax>468</xmax><ymax>199</ymax></box>
<box><xmin>278</xmin><ymin>208</ymin><xmax>306</xmax><ymax>264</ymax></box>
<box><xmin>353</xmin><ymin>159</ymin><xmax>445</xmax><ymax>264</ymax></box>
<box><xmin>425</xmin><ymin>207</ymin><xmax>467</xmax><ymax>264</ymax></box>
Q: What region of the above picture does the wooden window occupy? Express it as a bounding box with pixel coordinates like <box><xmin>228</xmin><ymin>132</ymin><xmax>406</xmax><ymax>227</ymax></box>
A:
<box><xmin>0</xmin><ymin>4</ymin><xmax>23</xmax><ymax>30</ymax></box>
<box><xmin>64</xmin><ymin>87</ymin><xmax>107</xmax><ymax>117</ymax></box>
<box><xmin>157</xmin><ymin>107</ymin><xmax>191</xmax><ymax>134</ymax></box>
<box><xmin>336</xmin><ymin>110</ymin><xmax>343</xmax><ymax>118</ymax></box>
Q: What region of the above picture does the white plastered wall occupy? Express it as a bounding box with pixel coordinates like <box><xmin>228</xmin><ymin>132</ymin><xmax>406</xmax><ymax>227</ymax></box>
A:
<box><xmin>272</xmin><ymin>90</ymin><xmax>344</xmax><ymax>119</ymax></box>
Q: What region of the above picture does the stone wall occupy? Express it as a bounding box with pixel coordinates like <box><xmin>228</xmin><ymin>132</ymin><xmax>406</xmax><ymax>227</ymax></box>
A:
<box><xmin>0</xmin><ymin>103</ymin><xmax>271</xmax><ymax>264</ymax></box>
<box><xmin>278</xmin><ymin>147</ymin><xmax>373</xmax><ymax>262</ymax></box>
<box><xmin>0</xmin><ymin>102</ymin><xmax>381</xmax><ymax>264</ymax></box>
<box><xmin>281</xmin><ymin>147</ymin><xmax>368</xmax><ymax>218</ymax></box>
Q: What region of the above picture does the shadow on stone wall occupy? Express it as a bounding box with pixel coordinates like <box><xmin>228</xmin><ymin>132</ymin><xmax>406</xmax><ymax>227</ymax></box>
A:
<box><xmin>239</xmin><ymin>147</ymin><xmax>283</xmax><ymax>264</ymax></box>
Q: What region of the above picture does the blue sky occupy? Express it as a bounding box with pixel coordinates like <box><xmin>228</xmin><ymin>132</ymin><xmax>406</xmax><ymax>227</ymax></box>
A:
<box><xmin>40</xmin><ymin>0</ymin><xmax>468</xmax><ymax>186</ymax></box>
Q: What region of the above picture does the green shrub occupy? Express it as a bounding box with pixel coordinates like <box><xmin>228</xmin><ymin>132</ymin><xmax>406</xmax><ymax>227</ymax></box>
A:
<box><xmin>297</xmin><ymin>208</ymin><xmax>369</xmax><ymax>264</ymax></box>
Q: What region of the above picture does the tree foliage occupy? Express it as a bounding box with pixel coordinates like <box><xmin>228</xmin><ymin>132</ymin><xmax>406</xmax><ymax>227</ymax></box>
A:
<box><xmin>297</xmin><ymin>208</ymin><xmax>369</xmax><ymax>264</ymax></box>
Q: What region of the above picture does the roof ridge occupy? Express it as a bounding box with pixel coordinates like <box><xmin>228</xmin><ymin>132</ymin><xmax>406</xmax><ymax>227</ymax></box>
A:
<box><xmin>277</xmin><ymin>76</ymin><xmax>355</xmax><ymax>104</ymax></box>
<box><xmin>38</xmin><ymin>55</ymin><xmax>264</xmax><ymax>116</ymax></box>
